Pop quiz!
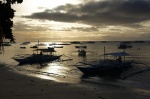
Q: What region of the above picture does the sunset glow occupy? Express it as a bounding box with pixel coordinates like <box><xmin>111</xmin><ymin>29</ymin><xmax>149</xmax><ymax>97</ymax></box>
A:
<box><xmin>11</xmin><ymin>0</ymin><xmax>150</xmax><ymax>42</ymax></box>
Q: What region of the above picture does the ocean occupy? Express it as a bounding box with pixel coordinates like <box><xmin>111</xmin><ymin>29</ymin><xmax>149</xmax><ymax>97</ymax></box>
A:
<box><xmin>1</xmin><ymin>41</ymin><xmax>150</xmax><ymax>84</ymax></box>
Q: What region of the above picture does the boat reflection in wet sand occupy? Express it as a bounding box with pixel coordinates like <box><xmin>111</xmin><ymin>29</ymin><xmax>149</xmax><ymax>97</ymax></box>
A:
<box><xmin>12</xmin><ymin>48</ymin><xmax>62</xmax><ymax>64</ymax></box>
<box><xmin>76</xmin><ymin>52</ymin><xmax>134</xmax><ymax>77</ymax></box>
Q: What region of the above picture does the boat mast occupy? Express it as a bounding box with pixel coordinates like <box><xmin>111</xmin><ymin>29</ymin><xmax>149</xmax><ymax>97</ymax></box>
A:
<box><xmin>123</xmin><ymin>48</ymin><xmax>125</xmax><ymax>62</ymax></box>
<box><xmin>38</xmin><ymin>39</ymin><xmax>39</xmax><ymax>45</ymax></box>
<box><xmin>104</xmin><ymin>46</ymin><xmax>105</xmax><ymax>60</ymax></box>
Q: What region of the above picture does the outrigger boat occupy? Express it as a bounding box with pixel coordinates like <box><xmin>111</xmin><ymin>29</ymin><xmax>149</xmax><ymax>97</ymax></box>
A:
<box><xmin>12</xmin><ymin>48</ymin><xmax>62</xmax><ymax>64</ymax></box>
<box><xmin>76</xmin><ymin>52</ymin><xmax>134</xmax><ymax>76</ymax></box>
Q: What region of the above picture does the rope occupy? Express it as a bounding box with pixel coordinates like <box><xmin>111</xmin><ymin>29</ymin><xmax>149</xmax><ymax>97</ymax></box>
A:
<box><xmin>122</xmin><ymin>62</ymin><xmax>150</xmax><ymax>79</ymax></box>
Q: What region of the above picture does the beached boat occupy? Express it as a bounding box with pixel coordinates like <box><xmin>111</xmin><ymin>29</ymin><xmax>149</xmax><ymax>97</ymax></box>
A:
<box><xmin>12</xmin><ymin>48</ymin><xmax>62</xmax><ymax>64</ymax></box>
<box><xmin>76</xmin><ymin>52</ymin><xmax>134</xmax><ymax>76</ymax></box>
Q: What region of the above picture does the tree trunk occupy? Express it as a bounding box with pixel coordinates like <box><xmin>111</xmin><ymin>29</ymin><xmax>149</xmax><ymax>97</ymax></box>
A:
<box><xmin>0</xmin><ymin>23</ymin><xmax>4</xmax><ymax>53</ymax></box>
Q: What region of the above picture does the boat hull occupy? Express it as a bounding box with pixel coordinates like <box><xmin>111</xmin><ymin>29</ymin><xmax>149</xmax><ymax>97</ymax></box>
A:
<box><xmin>13</xmin><ymin>54</ymin><xmax>61</xmax><ymax>64</ymax></box>
<box><xmin>77</xmin><ymin>61</ymin><xmax>133</xmax><ymax>77</ymax></box>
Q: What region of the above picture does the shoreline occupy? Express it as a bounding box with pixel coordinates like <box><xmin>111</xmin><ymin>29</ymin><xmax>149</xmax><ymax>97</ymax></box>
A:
<box><xmin>0</xmin><ymin>63</ymin><xmax>101</xmax><ymax>99</ymax></box>
<box><xmin>1</xmin><ymin>63</ymin><xmax>150</xmax><ymax>99</ymax></box>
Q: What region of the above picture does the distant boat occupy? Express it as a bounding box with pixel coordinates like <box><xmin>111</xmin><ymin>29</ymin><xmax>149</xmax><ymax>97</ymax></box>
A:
<box><xmin>20</xmin><ymin>42</ymin><xmax>30</xmax><ymax>45</ymax></box>
<box><xmin>75</xmin><ymin>43</ymin><xmax>87</xmax><ymax>49</ymax></box>
<box><xmin>84</xmin><ymin>41</ymin><xmax>95</xmax><ymax>43</ymax></box>
<box><xmin>75</xmin><ymin>43</ymin><xmax>87</xmax><ymax>56</ymax></box>
<box><xmin>35</xmin><ymin>39</ymin><xmax>47</xmax><ymax>46</ymax></box>
<box><xmin>55</xmin><ymin>43</ymin><xmax>71</xmax><ymax>45</ymax></box>
<box><xmin>35</xmin><ymin>43</ymin><xmax>47</xmax><ymax>46</ymax></box>
<box><xmin>48</xmin><ymin>46</ymin><xmax>63</xmax><ymax>48</ymax></box>
<box><xmin>75</xmin><ymin>46</ymin><xmax>87</xmax><ymax>48</ymax></box>
<box><xmin>30</xmin><ymin>46</ymin><xmax>38</xmax><ymax>48</ymax></box>
<box><xmin>20</xmin><ymin>47</ymin><xmax>26</xmax><ymax>49</ymax></box>
<box><xmin>12</xmin><ymin>48</ymin><xmax>62</xmax><ymax>64</ymax></box>
<box><xmin>118</xmin><ymin>42</ymin><xmax>132</xmax><ymax>49</ymax></box>
<box><xmin>2</xmin><ymin>43</ymin><xmax>11</xmax><ymax>46</ymax></box>
<box><xmin>53</xmin><ymin>46</ymin><xmax>63</xmax><ymax>48</ymax></box>
<box><xmin>132</xmin><ymin>40</ymin><xmax>145</xmax><ymax>43</ymax></box>
<box><xmin>101</xmin><ymin>41</ymin><xmax>107</xmax><ymax>43</ymax></box>
<box><xmin>70</xmin><ymin>41</ymin><xmax>81</xmax><ymax>44</ymax></box>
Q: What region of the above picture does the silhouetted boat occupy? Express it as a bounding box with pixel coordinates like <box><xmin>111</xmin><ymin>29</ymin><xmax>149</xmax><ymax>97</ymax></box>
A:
<box><xmin>48</xmin><ymin>46</ymin><xmax>63</xmax><ymax>48</ymax></box>
<box><xmin>118</xmin><ymin>42</ymin><xmax>132</xmax><ymax>49</ymax></box>
<box><xmin>101</xmin><ymin>41</ymin><xmax>107</xmax><ymax>43</ymax></box>
<box><xmin>75</xmin><ymin>43</ymin><xmax>87</xmax><ymax>56</ymax></box>
<box><xmin>75</xmin><ymin>43</ymin><xmax>87</xmax><ymax>49</ymax></box>
<box><xmin>30</xmin><ymin>46</ymin><xmax>38</xmax><ymax>48</ymax></box>
<box><xmin>75</xmin><ymin>46</ymin><xmax>87</xmax><ymax>48</ymax></box>
<box><xmin>35</xmin><ymin>39</ymin><xmax>47</xmax><ymax>46</ymax></box>
<box><xmin>132</xmin><ymin>40</ymin><xmax>145</xmax><ymax>43</ymax></box>
<box><xmin>12</xmin><ymin>48</ymin><xmax>62</xmax><ymax>64</ymax></box>
<box><xmin>20</xmin><ymin>42</ymin><xmax>30</xmax><ymax>45</ymax></box>
<box><xmin>76</xmin><ymin>52</ymin><xmax>134</xmax><ymax>76</ymax></box>
<box><xmin>20</xmin><ymin>47</ymin><xmax>26</xmax><ymax>49</ymax></box>
<box><xmin>84</xmin><ymin>41</ymin><xmax>95</xmax><ymax>43</ymax></box>
<box><xmin>49</xmin><ymin>43</ymin><xmax>64</xmax><ymax>48</ymax></box>
<box><xmin>2</xmin><ymin>43</ymin><xmax>11</xmax><ymax>46</ymax></box>
<box><xmin>54</xmin><ymin>43</ymin><xmax>71</xmax><ymax>45</ymax></box>
<box><xmin>35</xmin><ymin>43</ymin><xmax>47</xmax><ymax>46</ymax></box>
<box><xmin>70</xmin><ymin>41</ymin><xmax>81</xmax><ymax>44</ymax></box>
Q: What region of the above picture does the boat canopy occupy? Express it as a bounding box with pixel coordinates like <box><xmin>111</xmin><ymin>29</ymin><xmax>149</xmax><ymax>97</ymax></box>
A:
<box><xmin>104</xmin><ymin>52</ymin><xmax>129</xmax><ymax>57</ymax></box>
<box><xmin>34</xmin><ymin>48</ymin><xmax>56</xmax><ymax>52</ymax></box>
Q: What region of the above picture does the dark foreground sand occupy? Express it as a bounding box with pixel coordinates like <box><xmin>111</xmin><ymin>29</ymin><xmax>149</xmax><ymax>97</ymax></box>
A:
<box><xmin>0</xmin><ymin>63</ymin><xmax>150</xmax><ymax>99</ymax></box>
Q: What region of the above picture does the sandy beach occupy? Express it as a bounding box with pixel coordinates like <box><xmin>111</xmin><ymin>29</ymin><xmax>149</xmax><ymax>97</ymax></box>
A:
<box><xmin>0</xmin><ymin>63</ymin><xmax>150</xmax><ymax>99</ymax></box>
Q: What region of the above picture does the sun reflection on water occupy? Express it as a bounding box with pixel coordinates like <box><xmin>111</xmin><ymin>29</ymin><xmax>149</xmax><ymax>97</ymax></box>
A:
<box><xmin>44</xmin><ymin>63</ymin><xmax>69</xmax><ymax>75</ymax></box>
<box><xmin>34</xmin><ymin>62</ymin><xmax>71</xmax><ymax>82</ymax></box>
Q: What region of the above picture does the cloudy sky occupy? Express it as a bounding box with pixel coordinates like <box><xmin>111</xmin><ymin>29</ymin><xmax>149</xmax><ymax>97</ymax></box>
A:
<box><xmin>11</xmin><ymin>0</ymin><xmax>150</xmax><ymax>42</ymax></box>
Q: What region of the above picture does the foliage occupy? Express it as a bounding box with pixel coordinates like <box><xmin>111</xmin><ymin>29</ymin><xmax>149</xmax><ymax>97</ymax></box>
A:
<box><xmin>0</xmin><ymin>0</ymin><xmax>23</xmax><ymax>51</ymax></box>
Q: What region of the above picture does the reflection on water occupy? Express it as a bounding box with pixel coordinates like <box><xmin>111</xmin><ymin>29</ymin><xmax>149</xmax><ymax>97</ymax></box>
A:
<box><xmin>44</xmin><ymin>63</ymin><xmax>69</xmax><ymax>75</ymax></box>
<box><xmin>1</xmin><ymin>41</ymin><xmax>150</xmax><ymax>84</ymax></box>
<box><xmin>26</xmin><ymin>62</ymin><xmax>82</xmax><ymax>83</ymax></box>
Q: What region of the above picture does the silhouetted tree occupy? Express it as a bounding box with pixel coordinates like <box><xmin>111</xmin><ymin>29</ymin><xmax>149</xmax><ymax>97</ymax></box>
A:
<box><xmin>0</xmin><ymin>0</ymin><xmax>23</xmax><ymax>51</ymax></box>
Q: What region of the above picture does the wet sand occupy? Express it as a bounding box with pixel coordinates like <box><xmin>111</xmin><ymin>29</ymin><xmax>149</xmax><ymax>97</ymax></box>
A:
<box><xmin>0</xmin><ymin>63</ymin><xmax>150</xmax><ymax>99</ymax></box>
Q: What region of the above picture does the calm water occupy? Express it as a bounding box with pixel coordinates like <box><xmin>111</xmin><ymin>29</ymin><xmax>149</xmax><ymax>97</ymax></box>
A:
<box><xmin>1</xmin><ymin>41</ymin><xmax>150</xmax><ymax>84</ymax></box>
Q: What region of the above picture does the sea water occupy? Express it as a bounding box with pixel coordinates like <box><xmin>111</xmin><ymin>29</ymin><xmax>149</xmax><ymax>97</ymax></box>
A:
<box><xmin>1</xmin><ymin>41</ymin><xmax>150</xmax><ymax>84</ymax></box>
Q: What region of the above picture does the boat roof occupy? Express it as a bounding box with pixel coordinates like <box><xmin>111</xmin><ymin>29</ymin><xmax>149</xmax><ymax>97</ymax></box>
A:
<box><xmin>104</xmin><ymin>52</ymin><xmax>129</xmax><ymax>56</ymax></box>
<box><xmin>34</xmin><ymin>48</ymin><xmax>56</xmax><ymax>52</ymax></box>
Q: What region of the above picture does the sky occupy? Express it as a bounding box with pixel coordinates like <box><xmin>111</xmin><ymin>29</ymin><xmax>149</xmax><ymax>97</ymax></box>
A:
<box><xmin>10</xmin><ymin>0</ymin><xmax>150</xmax><ymax>42</ymax></box>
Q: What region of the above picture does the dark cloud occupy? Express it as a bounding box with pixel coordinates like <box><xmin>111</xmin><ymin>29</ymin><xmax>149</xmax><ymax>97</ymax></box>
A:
<box><xmin>22</xmin><ymin>0</ymin><xmax>150</xmax><ymax>26</ymax></box>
